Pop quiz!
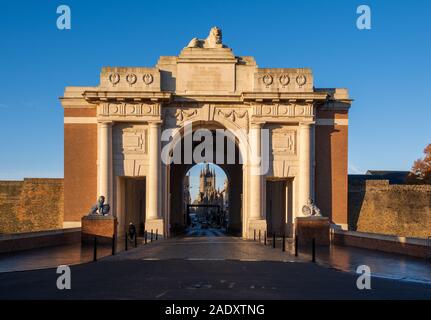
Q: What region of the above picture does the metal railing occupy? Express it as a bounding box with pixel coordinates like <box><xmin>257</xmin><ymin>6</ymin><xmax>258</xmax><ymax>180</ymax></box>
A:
<box><xmin>90</xmin><ymin>229</ymin><xmax>161</xmax><ymax>263</ymax></box>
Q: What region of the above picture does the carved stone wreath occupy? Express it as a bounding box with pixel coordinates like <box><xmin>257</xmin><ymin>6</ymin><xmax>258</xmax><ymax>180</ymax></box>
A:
<box><xmin>109</xmin><ymin>73</ymin><xmax>120</xmax><ymax>85</ymax></box>
<box><xmin>279</xmin><ymin>74</ymin><xmax>290</xmax><ymax>86</ymax></box>
<box><xmin>262</xmin><ymin>74</ymin><xmax>273</xmax><ymax>86</ymax></box>
<box><xmin>296</xmin><ymin>74</ymin><xmax>307</xmax><ymax>86</ymax></box>
<box><xmin>143</xmin><ymin>73</ymin><xmax>154</xmax><ymax>85</ymax></box>
<box><xmin>126</xmin><ymin>74</ymin><xmax>137</xmax><ymax>86</ymax></box>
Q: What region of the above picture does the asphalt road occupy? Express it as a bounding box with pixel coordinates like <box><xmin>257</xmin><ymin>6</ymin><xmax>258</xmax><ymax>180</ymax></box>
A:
<box><xmin>0</xmin><ymin>235</ymin><xmax>430</xmax><ymax>299</ymax></box>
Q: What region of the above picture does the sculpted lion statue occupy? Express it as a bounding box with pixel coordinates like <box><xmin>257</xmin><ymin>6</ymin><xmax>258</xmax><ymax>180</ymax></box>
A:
<box><xmin>302</xmin><ymin>198</ymin><xmax>322</xmax><ymax>217</ymax></box>
<box><xmin>187</xmin><ymin>27</ymin><xmax>224</xmax><ymax>48</ymax></box>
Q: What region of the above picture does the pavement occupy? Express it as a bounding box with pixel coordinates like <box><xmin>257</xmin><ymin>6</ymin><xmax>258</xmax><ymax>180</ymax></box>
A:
<box><xmin>0</xmin><ymin>229</ymin><xmax>430</xmax><ymax>299</ymax></box>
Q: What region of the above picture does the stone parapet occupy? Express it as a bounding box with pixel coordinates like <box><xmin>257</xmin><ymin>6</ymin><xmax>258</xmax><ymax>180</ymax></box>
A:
<box><xmin>331</xmin><ymin>229</ymin><xmax>431</xmax><ymax>259</ymax></box>
<box><xmin>81</xmin><ymin>215</ymin><xmax>117</xmax><ymax>244</ymax></box>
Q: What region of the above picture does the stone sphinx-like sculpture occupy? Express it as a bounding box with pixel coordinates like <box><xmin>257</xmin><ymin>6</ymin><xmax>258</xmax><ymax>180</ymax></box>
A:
<box><xmin>88</xmin><ymin>195</ymin><xmax>111</xmax><ymax>216</ymax></box>
<box><xmin>187</xmin><ymin>26</ymin><xmax>224</xmax><ymax>49</ymax></box>
<box><xmin>302</xmin><ymin>198</ymin><xmax>322</xmax><ymax>217</ymax></box>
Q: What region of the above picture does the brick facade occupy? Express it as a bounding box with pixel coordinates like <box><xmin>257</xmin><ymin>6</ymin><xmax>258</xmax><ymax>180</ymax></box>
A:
<box><xmin>64</xmin><ymin>108</ymin><xmax>97</xmax><ymax>221</ymax></box>
<box><xmin>315</xmin><ymin>109</ymin><xmax>349</xmax><ymax>227</ymax></box>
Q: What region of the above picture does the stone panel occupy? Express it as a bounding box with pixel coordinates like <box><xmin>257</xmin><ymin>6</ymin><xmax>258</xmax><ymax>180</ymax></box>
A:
<box><xmin>113</xmin><ymin>123</ymin><xmax>149</xmax><ymax>177</ymax></box>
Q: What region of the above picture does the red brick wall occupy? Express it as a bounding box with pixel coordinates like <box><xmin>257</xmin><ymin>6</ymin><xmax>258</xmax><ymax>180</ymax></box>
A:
<box><xmin>315</xmin><ymin>110</ymin><xmax>349</xmax><ymax>226</ymax></box>
<box><xmin>64</xmin><ymin>108</ymin><xmax>97</xmax><ymax>221</ymax></box>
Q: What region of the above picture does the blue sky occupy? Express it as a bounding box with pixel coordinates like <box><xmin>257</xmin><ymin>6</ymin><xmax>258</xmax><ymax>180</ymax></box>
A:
<box><xmin>0</xmin><ymin>0</ymin><xmax>430</xmax><ymax>180</ymax></box>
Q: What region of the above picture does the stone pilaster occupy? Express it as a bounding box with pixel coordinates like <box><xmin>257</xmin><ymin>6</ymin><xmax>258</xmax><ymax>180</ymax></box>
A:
<box><xmin>98</xmin><ymin>121</ymin><xmax>113</xmax><ymax>204</ymax></box>
<box><xmin>146</xmin><ymin>121</ymin><xmax>164</xmax><ymax>236</ymax></box>
<box><xmin>298</xmin><ymin>122</ymin><xmax>315</xmax><ymax>216</ymax></box>
<box><xmin>247</xmin><ymin>122</ymin><xmax>267</xmax><ymax>238</ymax></box>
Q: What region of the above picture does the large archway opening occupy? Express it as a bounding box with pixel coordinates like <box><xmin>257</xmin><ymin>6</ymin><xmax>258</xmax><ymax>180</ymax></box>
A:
<box><xmin>167</xmin><ymin>123</ymin><xmax>243</xmax><ymax>237</ymax></box>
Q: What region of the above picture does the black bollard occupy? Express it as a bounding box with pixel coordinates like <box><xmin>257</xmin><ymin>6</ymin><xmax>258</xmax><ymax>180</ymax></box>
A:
<box><xmin>134</xmin><ymin>233</ymin><xmax>137</xmax><ymax>248</ymax></box>
<box><xmin>150</xmin><ymin>229</ymin><xmax>153</xmax><ymax>242</ymax></box>
<box><xmin>144</xmin><ymin>230</ymin><xmax>147</xmax><ymax>244</ymax></box>
<box><xmin>156</xmin><ymin>229</ymin><xmax>158</xmax><ymax>240</ymax></box>
<box><xmin>93</xmin><ymin>237</ymin><xmax>97</xmax><ymax>262</ymax></box>
<box><xmin>295</xmin><ymin>234</ymin><xmax>298</xmax><ymax>257</ymax></box>
<box><xmin>282</xmin><ymin>234</ymin><xmax>286</xmax><ymax>252</ymax></box>
<box><xmin>272</xmin><ymin>233</ymin><xmax>276</xmax><ymax>248</ymax></box>
<box><xmin>312</xmin><ymin>238</ymin><xmax>316</xmax><ymax>263</ymax></box>
<box><xmin>258</xmin><ymin>230</ymin><xmax>261</xmax><ymax>244</ymax></box>
<box><xmin>264</xmin><ymin>231</ymin><xmax>267</xmax><ymax>246</ymax></box>
<box><xmin>125</xmin><ymin>232</ymin><xmax>128</xmax><ymax>251</ymax></box>
<box><xmin>112</xmin><ymin>234</ymin><xmax>116</xmax><ymax>255</ymax></box>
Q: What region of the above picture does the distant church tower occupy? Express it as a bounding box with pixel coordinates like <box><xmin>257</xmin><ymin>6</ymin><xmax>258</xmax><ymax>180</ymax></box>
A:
<box><xmin>193</xmin><ymin>163</ymin><xmax>226</xmax><ymax>213</ymax></box>
<box><xmin>199</xmin><ymin>163</ymin><xmax>216</xmax><ymax>196</ymax></box>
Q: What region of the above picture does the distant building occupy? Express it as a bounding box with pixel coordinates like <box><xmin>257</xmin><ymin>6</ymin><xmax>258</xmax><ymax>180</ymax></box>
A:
<box><xmin>194</xmin><ymin>164</ymin><xmax>225</xmax><ymax>210</ymax></box>
<box><xmin>365</xmin><ymin>170</ymin><xmax>410</xmax><ymax>184</ymax></box>
<box><xmin>349</xmin><ymin>170</ymin><xmax>410</xmax><ymax>185</ymax></box>
<box><xmin>183</xmin><ymin>174</ymin><xmax>191</xmax><ymax>218</ymax></box>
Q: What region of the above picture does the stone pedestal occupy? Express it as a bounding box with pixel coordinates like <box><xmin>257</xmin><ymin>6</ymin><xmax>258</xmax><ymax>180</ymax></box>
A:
<box><xmin>247</xmin><ymin>219</ymin><xmax>267</xmax><ymax>240</ymax></box>
<box><xmin>295</xmin><ymin>216</ymin><xmax>330</xmax><ymax>246</ymax></box>
<box><xmin>145</xmin><ymin>218</ymin><xmax>164</xmax><ymax>239</ymax></box>
<box><xmin>81</xmin><ymin>215</ymin><xmax>117</xmax><ymax>244</ymax></box>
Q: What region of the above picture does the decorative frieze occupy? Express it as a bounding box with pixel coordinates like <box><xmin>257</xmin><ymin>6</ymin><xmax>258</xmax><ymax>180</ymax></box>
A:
<box><xmin>100</xmin><ymin>67</ymin><xmax>160</xmax><ymax>91</ymax></box>
<box><xmin>98</xmin><ymin>103</ymin><xmax>161</xmax><ymax>118</ymax></box>
<box><xmin>176</xmin><ymin>109</ymin><xmax>198</xmax><ymax>122</ymax></box>
<box><xmin>252</xmin><ymin>103</ymin><xmax>314</xmax><ymax>119</ymax></box>
<box><xmin>164</xmin><ymin>104</ymin><xmax>250</xmax><ymax>132</ymax></box>
<box><xmin>253</xmin><ymin>68</ymin><xmax>313</xmax><ymax>92</ymax></box>
<box><xmin>217</xmin><ymin>108</ymin><xmax>249</xmax><ymax>132</ymax></box>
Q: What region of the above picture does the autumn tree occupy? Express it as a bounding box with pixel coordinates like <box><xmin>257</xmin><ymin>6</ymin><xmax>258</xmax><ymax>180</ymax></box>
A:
<box><xmin>407</xmin><ymin>144</ymin><xmax>431</xmax><ymax>184</ymax></box>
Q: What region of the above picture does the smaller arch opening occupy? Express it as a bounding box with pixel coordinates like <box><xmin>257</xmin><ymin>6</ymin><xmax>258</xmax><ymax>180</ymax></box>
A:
<box><xmin>183</xmin><ymin>163</ymin><xmax>229</xmax><ymax>237</ymax></box>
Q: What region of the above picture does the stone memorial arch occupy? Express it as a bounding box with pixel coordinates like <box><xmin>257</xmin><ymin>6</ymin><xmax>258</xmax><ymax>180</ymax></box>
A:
<box><xmin>61</xmin><ymin>27</ymin><xmax>351</xmax><ymax>239</ymax></box>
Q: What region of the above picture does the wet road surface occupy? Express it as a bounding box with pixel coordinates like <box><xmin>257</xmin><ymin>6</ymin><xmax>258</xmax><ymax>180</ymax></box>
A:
<box><xmin>0</xmin><ymin>235</ymin><xmax>430</xmax><ymax>299</ymax></box>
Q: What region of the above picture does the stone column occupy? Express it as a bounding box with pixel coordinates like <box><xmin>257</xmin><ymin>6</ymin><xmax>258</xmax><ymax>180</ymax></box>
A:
<box><xmin>147</xmin><ymin>121</ymin><xmax>161</xmax><ymax>220</ymax></box>
<box><xmin>249</xmin><ymin>122</ymin><xmax>263</xmax><ymax>219</ymax></box>
<box><xmin>98</xmin><ymin>121</ymin><xmax>112</xmax><ymax>204</ymax></box>
<box><xmin>298</xmin><ymin>122</ymin><xmax>315</xmax><ymax>215</ymax></box>
<box><xmin>247</xmin><ymin>122</ymin><xmax>267</xmax><ymax>238</ymax></box>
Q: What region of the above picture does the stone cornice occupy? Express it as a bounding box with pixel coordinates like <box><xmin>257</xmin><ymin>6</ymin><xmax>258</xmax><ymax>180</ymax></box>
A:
<box><xmin>173</xmin><ymin>94</ymin><xmax>243</xmax><ymax>103</ymax></box>
<box><xmin>319</xmin><ymin>100</ymin><xmax>352</xmax><ymax>111</ymax></box>
<box><xmin>242</xmin><ymin>92</ymin><xmax>328</xmax><ymax>103</ymax></box>
<box><xmin>80</xmin><ymin>91</ymin><xmax>331</xmax><ymax>105</ymax></box>
<box><xmin>59</xmin><ymin>97</ymin><xmax>96</xmax><ymax>109</ymax></box>
<box><xmin>83</xmin><ymin>90</ymin><xmax>173</xmax><ymax>103</ymax></box>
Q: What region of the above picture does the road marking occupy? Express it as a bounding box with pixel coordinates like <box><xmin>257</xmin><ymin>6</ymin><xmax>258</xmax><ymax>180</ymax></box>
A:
<box><xmin>186</xmin><ymin>258</ymin><xmax>225</xmax><ymax>261</ymax></box>
<box><xmin>156</xmin><ymin>290</ymin><xmax>168</xmax><ymax>298</ymax></box>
